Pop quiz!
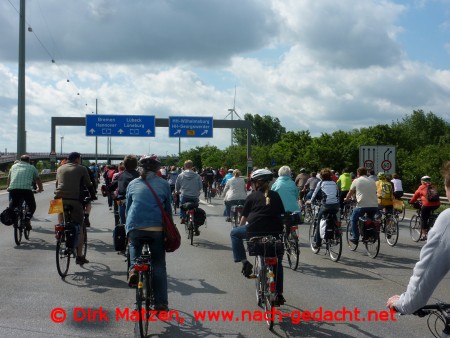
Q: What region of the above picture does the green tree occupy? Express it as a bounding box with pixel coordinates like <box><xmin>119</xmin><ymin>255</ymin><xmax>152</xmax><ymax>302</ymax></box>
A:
<box><xmin>234</xmin><ymin>114</ymin><xmax>286</xmax><ymax>146</ymax></box>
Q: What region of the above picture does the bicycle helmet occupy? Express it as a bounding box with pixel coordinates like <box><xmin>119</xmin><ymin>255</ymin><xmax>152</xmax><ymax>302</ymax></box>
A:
<box><xmin>377</xmin><ymin>172</ymin><xmax>386</xmax><ymax>180</ymax></box>
<box><xmin>250</xmin><ymin>168</ymin><xmax>273</xmax><ymax>182</ymax></box>
<box><xmin>139</xmin><ymin>154</ymin><xmax>161</xmax><ymax>170</ymax></box>
<box><xmin>421</xmin><ymin>175</ymin><xmax>431</xmax><ymax>182</ymax></box>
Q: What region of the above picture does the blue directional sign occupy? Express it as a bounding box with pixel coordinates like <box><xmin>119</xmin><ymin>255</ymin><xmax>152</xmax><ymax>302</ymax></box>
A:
<box><xmin>168</xmin><ymin>116</ymin><xmax>213</xmax><ymax>138</ymax></box>
<box><xmin>85</xmin><ymin>115</ymin><xmax>155</xmax><ymax>137</ymax></box>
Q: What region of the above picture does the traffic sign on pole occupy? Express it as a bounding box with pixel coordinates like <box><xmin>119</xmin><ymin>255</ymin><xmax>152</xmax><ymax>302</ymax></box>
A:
<box><xmin>85</xmin><ymin>115</ymin><xmax>155</xmax><ymax>137</ymax></box>
<box><xmin>168</xmin><ymin>116</ymin><xmax>213</xmax><ymax>138</ymax></box>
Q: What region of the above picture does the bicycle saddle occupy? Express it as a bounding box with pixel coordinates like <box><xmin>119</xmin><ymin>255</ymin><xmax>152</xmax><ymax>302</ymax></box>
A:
<box><xmin>181</xmin><ymin>202</ymin><xmax>199</xmax><ymax>210</ymax></box>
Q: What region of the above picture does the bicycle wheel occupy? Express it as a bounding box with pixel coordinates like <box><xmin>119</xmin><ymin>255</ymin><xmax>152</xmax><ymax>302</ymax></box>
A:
<box><xmin>385</xmin><ymin>216</ymin><xmax>399</xmax><ymax>247</ymax></box>
<box><xmin>364</xmin><ymin>234</ymin><xmax>380</xmax><ymax>258</ymax></box>
<box><xmin>309</xmin><ymin>223</ymin><xmax>320</xmax><ymax>254</ymax></box>
<box><xmin>303</xmin><ymin>207</ymin><xmax>313</xmax><ymax>223</ymax></box>
<box><xmin>56</xmin><ymin>235</ymin><xmax>70</xmax><ymax>278</ymax></box>
<box><xmin>172</xmin><ymin>194</ymin><xmax>178</xmax><ymax>215</ymax></box>
<box><xmin>14</xmin><ymin>220</ymin><xmax>23</xmax><ymax>246</ymax></box>
<box><xmin>328</xmin><ymin>232</ymin><xmax>342</xmax><ymax>262</ymax></box>
<box><xmin>24</xmin><ymin>227</ymin><xmax>30</xmax><ymax>240</ymax></box>
<box><xmin>207</xmin><ymin>190</ymin><xmax>212</xmax><ymax>204</ymax></box>
<box><xmin>399</xmin><ymin>202</ymin><xmax>406</xmax><ymax>222</ymax></box>
<box><xmin>263</xmin><ymin>266</ymin><xmax>275</xmax><ymax>330</ymax></box>
<box><xmin>189</xmin><ymin>220</ymin><xmax>194</xmax><ymax>246</ymax></box>
<box><xmin>346</xmin><ymin>220</ymin><xmax>358</xmax><ymax>251</ymax></box>
<box><xmin>83</xmin><ymin>226</ymin><xmax>88</xmax><ymax>257</ymax></box>
<box><xmin>286</xmin><ymin>233</ymin><xmax>300</xmax><ymax>270</ymax></box>
<box><xmin>137</xmin><ymin>271</ymin><xmax>151</xmax><ymax>338</ymax></box>
<box><xmin>254</xmin><ymin>256</ymin><xmax>263</xmax><ymax>306</ymax></box>
<box><xmin>409</xmin><ymin>215</ymin><xmax>421</xmax><ymax>242</ymax></box>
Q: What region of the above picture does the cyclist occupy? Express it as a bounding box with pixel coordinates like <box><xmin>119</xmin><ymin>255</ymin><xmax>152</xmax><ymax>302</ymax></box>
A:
<box><xmin>55</xmin><ymin>152</ymin><xmax>96</xmax><ymax>265</ymax></box>
<box><xmin>309</xmin><ymin>168</ymin><xmax>340</xmax><ymax>249</ymax></box>
<box><xmin>387</xmin><ymin>161</ymin><xmax>450</xmax><ymax>314</ymax></box>
<box><xmin>230</xmin><ymin>169</ymin><xmax>286</xmax><ymax>305</ymax></box>
<box><xmin>271</xmin><ymin>165</ymin><xmax>300</xmax><ymax>215</ymax></box>
<box><xmin>375</xmin><ymin>172</ymin><xmax>394</xmax><ymax>217</ymax></box>
<box><xmin>221</xmin><ymin>169</ymin><xmax>234</xmax><ymax>188</ymax></box>
<box><xmin>391</xmin><ymin>173</ymin><xmax>404</xmax><ymax>199</ymax></box>
<box><xmin>223</xmin><ymin>169</ymin><xmax>247</xmax><ymax>221</ymax></box>
<box><xmin>81</xmin><ymin>164</ymin><xmax>98</xmax><ymax>227</ymax></box>
<box><xmin>409</xmin><ymin>176</ymin><xmax>441</xmax><ymax>241</ymax></box>
<box><xmin>337</xmin><ymin>168</ymin><xmax>352</xmax><ymax>214</ymax></box>
<box><xmin>294</xmin><ymin>168</ymin><xmax>309</xmax><ymax>208</ymax></box>
<box><xmin>175</xmin><ymin>160</ymin><xmax>202</xmax><ymax>229</ymax></box>
<box><xmin>7</xmin><ymin>155</ymin><xmax>43</xmax><ymax>230</ymax></box>
<box><xmin>125</xmin><ymin>155</ymin><xmax>172</xmax><ymax>312</ymax></box>
<box><xmin>115</xmin><ymin>155</ymin><xmax>140</xmax><ymax>225</ymax></box>
<box><xmin>344</xmin><ymin>167</ymin><xmax>378</xmax><ymax>244</ymax></box>
<box><xmin>200</xmin><ymin>167</ymin><xmax>215</xmax><ymax>199</ymax></box>
<box><xmin>303</xmin><ymin>171</ymin><xmax>320</xmax><ymax>201</ymax></box>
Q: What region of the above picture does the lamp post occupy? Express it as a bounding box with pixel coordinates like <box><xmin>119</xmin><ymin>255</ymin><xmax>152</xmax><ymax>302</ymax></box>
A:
<box><xmin>60</xmin><ymin>136</ymin><xmax>64</xmax><ymax>155</ymax></box>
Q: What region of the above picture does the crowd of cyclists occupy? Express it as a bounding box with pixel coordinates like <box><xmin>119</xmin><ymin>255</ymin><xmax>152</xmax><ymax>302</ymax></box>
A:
<box><xmin>2</xmin><ymin>153</ymin><xmax>449</xmax><ymax>333</ymax></box>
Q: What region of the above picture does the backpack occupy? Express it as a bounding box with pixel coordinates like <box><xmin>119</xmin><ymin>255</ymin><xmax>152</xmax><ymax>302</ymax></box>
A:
<box><xmin>426</xmin><ymin>185</ymin><xmax>440</xmax><ymax>202</ymax></box>
<box><xmin>379</xmin><ymin>181</ymin><xmax>393</xmax><ymax>201</ymax></box>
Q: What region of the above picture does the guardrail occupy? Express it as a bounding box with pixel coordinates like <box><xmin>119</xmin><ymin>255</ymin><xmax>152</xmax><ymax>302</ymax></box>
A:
<box><xmin>402</xmin><ymin>193</ymin><xmax>449</xmax><ymax>205</ymax></box>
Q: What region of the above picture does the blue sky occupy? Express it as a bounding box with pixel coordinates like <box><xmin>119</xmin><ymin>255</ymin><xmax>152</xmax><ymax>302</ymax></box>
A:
<box><xmin>0</xmin><ymin>0</ymin><xmax>449</xmax><ymax>159</ymax></box>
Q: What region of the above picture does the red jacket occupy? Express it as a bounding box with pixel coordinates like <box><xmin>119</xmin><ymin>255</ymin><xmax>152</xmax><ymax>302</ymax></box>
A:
<box><xmin>410</xmin><ymin>183</ymin><xmax>440</xmax><ymax>207</ymax></box>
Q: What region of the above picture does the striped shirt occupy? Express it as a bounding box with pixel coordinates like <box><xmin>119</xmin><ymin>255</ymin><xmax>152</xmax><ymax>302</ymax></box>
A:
<box><xmin>8</xmin><ymin>162</ymin><xmax>39</xmax><ymax>190</ymax></box>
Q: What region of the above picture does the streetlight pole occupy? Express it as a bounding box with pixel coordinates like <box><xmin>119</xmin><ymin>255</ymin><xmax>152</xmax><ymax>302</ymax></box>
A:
<box><xmin>60</xmin><ymin>136</ymin><xmax>64</xmax><ymax>155</ymax></box>
<box><xmin>17</xmin><ymin>0</ymin><xmax>26</xmax><ymax>158</ymax></box>
<box><xmin>95</xmin><ymin>98</ymin><xmax>98</xmax><ymax>164</ymax></box>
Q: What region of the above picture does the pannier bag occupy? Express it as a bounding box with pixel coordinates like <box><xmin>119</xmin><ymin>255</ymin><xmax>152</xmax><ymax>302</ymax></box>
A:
<box><xmin>113</xmin><ymin>224</ymin><xmax>127</xmax><ymax>251</ymax></box>
<box><xmin>359</xmin><ymin>217</ymin><xmax>377</xmax><ymax>240</ymax></box>
<box><xmin>319</xmin><ymin>217</ymin><xmax>335</xmax><ymax>240</ymax></box>
<box><xmin>247</xmin><ymin>237</ymin><xmax>284</xmax><ymax>257</ymax></box>
<box><xmin>0</xmin><ymin>207</ymin><xmax>16</xmax><ymax>226</ymax></box>
<box><xmin>194</xmin><ymin>208</ymin><xmax>207</xmax><ymax>226</ymax></box>
<box><xmin>65</xmin><ymin>222</ymin><xmax>80</xmax><ymax>249</ymax></box>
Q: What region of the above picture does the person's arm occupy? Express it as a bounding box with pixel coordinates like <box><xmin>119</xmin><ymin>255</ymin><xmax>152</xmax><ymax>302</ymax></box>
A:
<box><xmin>344</xmin><ymin>188</ymin><xmax>355</xmax><ymax>201</ymax></box>
<box><xmin>387</xmin><ymin>212</ymin><xmax>450</xmax><ymax>314</ymax></box>
<box><xmin>409</xmin><ymin>186</ymin><xmax>422</xmax><ymax>203</ymax></box>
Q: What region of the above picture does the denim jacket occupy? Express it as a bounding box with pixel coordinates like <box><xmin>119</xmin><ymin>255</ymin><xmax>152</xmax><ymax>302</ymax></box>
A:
<box><xmin>125</xmin><ymin>173</ymin><xmax>172</xmax><ymax>234</ymax></box>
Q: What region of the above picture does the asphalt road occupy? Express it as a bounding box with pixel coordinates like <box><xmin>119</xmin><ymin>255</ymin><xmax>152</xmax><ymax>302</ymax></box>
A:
<box><xmin>0</xmin><ymin>182</ymin><xmax>448</xmax><ymax>338</ymax></box>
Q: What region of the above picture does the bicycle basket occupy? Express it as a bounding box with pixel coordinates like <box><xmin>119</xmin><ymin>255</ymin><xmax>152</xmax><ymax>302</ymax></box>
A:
<box><xmin>0</xmin><ymin>207</ymin><xmax>16</xmax><ymax>226</ymax></box>
<box><xmin>64</xmin><ymin>222</ymin><xmax>80</xmax><ymax>249</ymax></box>
<box><xmin>283</xmin><ymin>211</ymin><xmax>303</xmax><ymax>226</ymax></box>
<box><xmin>247</xmin><ymin>237</ymin><xmax>284</xmax><ymax>257</ymax></box>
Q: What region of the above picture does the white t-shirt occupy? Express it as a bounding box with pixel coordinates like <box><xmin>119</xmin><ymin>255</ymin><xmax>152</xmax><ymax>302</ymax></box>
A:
<box><xmin>350</xmin><ymin>176</ymin><xmax>378</xmax><ymax>208</ymax></box>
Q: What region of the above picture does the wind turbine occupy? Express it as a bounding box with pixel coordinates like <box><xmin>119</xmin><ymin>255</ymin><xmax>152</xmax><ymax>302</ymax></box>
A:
<box><xmin>225</xmin><ymin>86</ymin><xmax>242</xmax><ymax>146</ymax></box>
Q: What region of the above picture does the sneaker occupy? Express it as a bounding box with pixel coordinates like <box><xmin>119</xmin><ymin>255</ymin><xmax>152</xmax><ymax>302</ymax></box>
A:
<box><xmin>225</xmin><ymin>217</ymin><xmax>232</xmax><ymax>222</ymax></box>
<box><xmin>76</xmin><ymin>256</ymin><xmax>89</xmax><ymax>265</ymax></box>
<box><xmin>180</xmin><ymin>219</ymin><xmax>185</xmax><ymax>224</ymax></box>
<box><xmin>194</xmin><ymin>227</ymin><xmax>200</xmax><ymax>236</ymax></box>
<box><xmin>84</xmin><ymin>216</ymin><xmax>91</xmax><ymax>227</ymax></box>
<box><xmin>241</xmin><ymin>261</ymin><xmax>253</xmax><ymax>278</ymax></box>
<box><xmin>128</xmin><ymin>270</ymin><xmax>138</xmax><ymax>287</ymax></box>
<box><xmin>24</xmin><ymin>218</ymin><xmax>32</xmax><ymax>231</ymax></box>
<box><xmin>154</xmin><ymin>304</ymin><xmax>169</xmax><ymax>312</ymax></box>
<box><xmin>274</xmin><ymin>294</ymin><xmax>286</xmax><ymax>306</ymax></box>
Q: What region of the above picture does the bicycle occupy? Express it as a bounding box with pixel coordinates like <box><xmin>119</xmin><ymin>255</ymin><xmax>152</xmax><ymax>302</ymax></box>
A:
<box><xmin>309</xmin><ymin>210</ymin><xmax>342</xmax><ymax>262</ymax></box>
<box><xmin>282</xmin><ymin>212</ymin><xmax>301</xmax><ymax>270</ymax></box>
<box><xmin>230</xmin><ymin>200</ymin><xmax>246</xmax><ymax>229</ymax></box>
<box><xmin>302</xmin><ymin>202</ymin><xmax>316</xmax><ymax>224</ymax></box>
<box><xmin>247</xmin><ymin>235</ymin><xmax>284</xmax><ymax>330</ymax></box>
<box><xmin>346</xmin><ymin>215</ymin><xmax>380</xmax><ymax>258</ymax></box>
<box><xmin>181</xmin><ymin>201</ymin><xmax>199</xmax><ymax>246</ymax></box>
<box><xmin>55</xmin><ymin>204</ymin><xmax>80</xmax><ymax>278</ymax></box>
<box><xmin>132</xmin><ymin>241</ymin><xmax>155</xmax><ymax>338</ymax></box>
<box><xmin>409</xmin><ymin>205</ymin><xmax>439</xmax><ymax>242</ymax></box>
<box><xmin>412</xmin><ymin>302</ymin><xmax>450</xmax><ymax>337</ymax></box>
<box><xmin>206</xmin><ymin>184</ymin><xmax>213</xmax><ymax>204</ymax></box>
<box><xmin>13</xmin><ymin>198</ymin><xmax>30</xmax><ymax>246</ymax></box>
<box><xmin>378</xmin><ymin>209</ymin><xmax>399</xmax><ymax>247</ymax></box>
<box><xmin>341</xmin><ymin>199</ymin><xmax>355</xmax><ymax>222</ymax></box>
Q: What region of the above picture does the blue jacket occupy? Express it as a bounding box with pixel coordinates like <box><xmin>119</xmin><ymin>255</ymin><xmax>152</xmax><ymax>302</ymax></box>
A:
<box><xmin>125</xmin><ymin>173</ymin><xmax>172</xmax><ymax>234</ymax></box>
<box><xmin>271</xmin><ymin>176</ymin><xmax>300</xmax><ymax>212</ymax></box>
